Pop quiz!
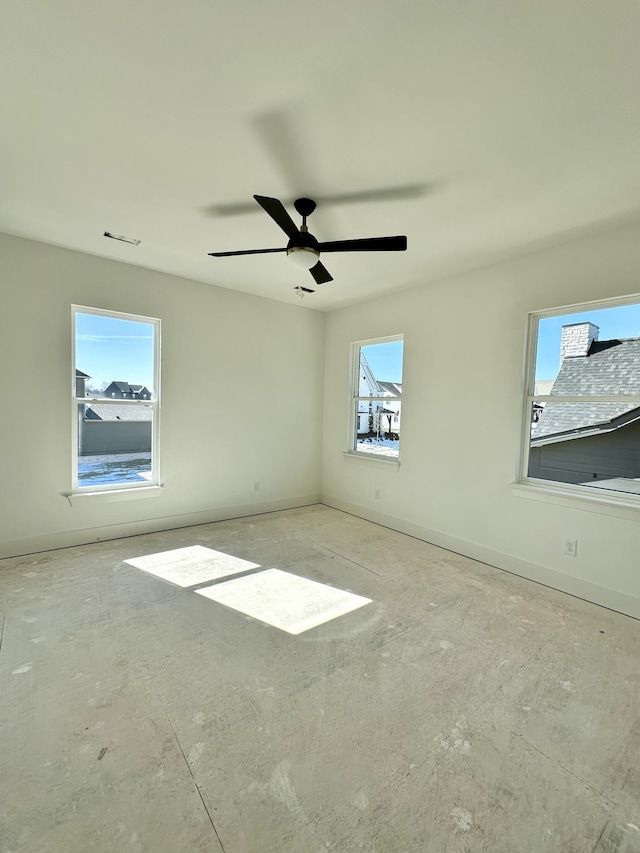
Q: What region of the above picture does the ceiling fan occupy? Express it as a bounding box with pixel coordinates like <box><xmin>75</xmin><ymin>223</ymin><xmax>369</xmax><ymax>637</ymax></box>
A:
<box><xmin>208</xmin><ymin>195</ymin><xmax>407</xmax><ymax>285</ymax></box>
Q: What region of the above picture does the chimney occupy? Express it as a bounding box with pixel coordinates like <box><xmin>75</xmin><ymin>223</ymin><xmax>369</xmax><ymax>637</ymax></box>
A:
<box><xmin>560</xmin><ymin>322</ymin><xmax>599</xmax><ymax>362</ymax></box>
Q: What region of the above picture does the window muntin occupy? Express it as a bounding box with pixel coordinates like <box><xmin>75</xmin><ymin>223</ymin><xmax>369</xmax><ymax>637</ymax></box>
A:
<box><xmin>72</xmin><ymin>306</ymin><xmax>160</xmax><ymax>492</ymax></box>
<box><xmin>351</xmin><ymin>336</ymin><xmax>403</xmax><ymax>459</ymax></box>
<box><xmin>522</xmin><ymin>297</ymin><xmax>640</xmax><ymax>500</ymax></box>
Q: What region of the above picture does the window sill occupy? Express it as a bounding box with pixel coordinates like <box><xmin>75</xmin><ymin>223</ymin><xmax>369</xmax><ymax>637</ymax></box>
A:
<box><xmin>512</xmin><ymin>479</ymin><xmax>640</xmax><ymax>521</ymax></box>
<box><xmin>66</xmin><ymin>485</ymin><xmax>163</xmax><ymax>505</ymax></box>
<box><xmin>343</xmin><ymin>451</ymin><xmax>400</xmax><ymax>469</ymax></box>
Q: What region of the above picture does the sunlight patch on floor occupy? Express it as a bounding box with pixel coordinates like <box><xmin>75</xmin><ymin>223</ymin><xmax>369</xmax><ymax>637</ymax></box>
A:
<box><xmin>124</xmin><ymin>545</ymin><xmax>259</xmax><ymax>587</ymax></box>
<box><xmin>195</xmin><ymin>568</ymin><xmax>372</xmax><ymax>634</ymax></box>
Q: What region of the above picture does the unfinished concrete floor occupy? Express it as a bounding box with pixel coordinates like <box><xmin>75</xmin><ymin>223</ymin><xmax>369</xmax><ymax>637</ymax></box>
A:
<box><xmin>1</xmin><ymin>505</ymin><xmax>639</xmax><ymax>853</ymax></box>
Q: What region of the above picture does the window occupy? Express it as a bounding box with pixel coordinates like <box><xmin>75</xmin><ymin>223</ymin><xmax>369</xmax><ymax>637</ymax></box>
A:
<box><xmin>72</xmin><ymin>306</ymin><xmax>160</xmax><ymax>492</ymax></box>
<box><xmin>521</xmin><ymin>296</ymin><xmax>640</xmax><ymax>501</ymax></box>
<box><xmin>351</xmin><ymin>336</ymin><xmax>403</xmax><ymax>459</ymax></box>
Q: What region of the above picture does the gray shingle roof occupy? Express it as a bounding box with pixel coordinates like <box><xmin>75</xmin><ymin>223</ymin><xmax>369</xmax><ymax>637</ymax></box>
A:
<box><xmin>551</xmin><ymin>338</ymin><xmax>640</xmax><ymax>395</ymax></box>
<box><xmin>532</xmin><ymin>337</ymin><xmax>640</xmax><ymax>441</ymax></box>
<box><xmin>532</xmin><ymin>401</ymin><xmax>640</xmax><ymax>440</ymax></box>
<box><xmin>84</xmin><ymin>404</ymin><xmax>152</xmax><ymax>421</ymax></box>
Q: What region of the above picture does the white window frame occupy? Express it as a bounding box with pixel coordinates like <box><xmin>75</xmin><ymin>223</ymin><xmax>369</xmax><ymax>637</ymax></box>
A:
<box><xmin>518</xmin><ymin>293</ymin><xmax>640</xmax><ymax>508</ymax></box>
<box><xmin>71</xmin><ymin>305</ymin><xmax>161</xmax><ymax>495</ymax></box>
<box><xmin>348</xmin><ymin>334</ymin><xmax>403</xmax><ymax>462</ymax></box>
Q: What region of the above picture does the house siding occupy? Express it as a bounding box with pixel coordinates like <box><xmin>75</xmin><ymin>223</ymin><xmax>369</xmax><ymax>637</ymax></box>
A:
<box><xmin>78</xmin><ymin>419</ymin><xmax>152</xmax><ymax>455</ymax></box>
<box><xmin>529</xmin><ymin>418</ymin><xmax>640</xmax><ymax>484</ymax></box>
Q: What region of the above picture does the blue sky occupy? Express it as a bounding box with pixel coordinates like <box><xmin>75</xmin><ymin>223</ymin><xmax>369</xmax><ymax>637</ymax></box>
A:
<box><xmin>361</xmin><ymin>340</ymin><xmax>403</xmax><ymax>382</ymax></box>
<box><xmin>76</xmin><ymin>312</ymin><xmax>155</xmax><ymax>390</ymax></box>
<box><xmin>536</xmin><ymin>303</ymin><xmax>640</xmax><ymax>380</ymax></box>
<box><xmin>75</xmin><ymin>303</ymin><xmax>638</xmax><ymax>390</ymax></box>
<box><xmin>361</xmin><ymin>307</ymin><xmax>640</xmax><ymax>385</ymax></box>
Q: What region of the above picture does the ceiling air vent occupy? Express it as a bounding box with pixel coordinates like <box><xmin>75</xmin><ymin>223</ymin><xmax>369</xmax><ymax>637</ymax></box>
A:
<box><xmin>104</xmin><ymin>231</ymin><xmax>141</xmax><ymax>246</ymax></box>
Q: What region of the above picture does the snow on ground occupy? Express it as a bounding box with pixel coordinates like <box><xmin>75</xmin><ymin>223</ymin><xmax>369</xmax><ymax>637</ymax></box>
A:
<box><xmin>79</xmin><ymin>438</ymin><xmax>400</xmax><ymax>487</ymax></box>
<box><xmin>78</xmin><ymin>452</ymin><xmax>151</xmax><ymax>486</ymax></box>
<box><xmin>355</xmin><ymin>437</ymin><xmax>400</xmax><ymax>458</ymax></box>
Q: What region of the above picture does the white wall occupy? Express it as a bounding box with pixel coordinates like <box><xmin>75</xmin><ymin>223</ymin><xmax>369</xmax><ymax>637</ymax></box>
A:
<box><xmin>321</xmin><ymin>218</ymin><xmax>640</xmax><ymax>620</ymax></box>
<box><xmin>3</xmin><ymin>222</ymin><xmax>639</xmax><ymax>619</ymax></box>
<box><xmin>0</xmin><ymin>234</ymin><xmax>325</xmax><ymax>557</ymax></box>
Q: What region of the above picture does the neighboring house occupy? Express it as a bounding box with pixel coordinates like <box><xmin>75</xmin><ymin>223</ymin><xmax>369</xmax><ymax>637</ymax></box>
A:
<box><xmin>356</xmin><ymin>354</ymin><xmax>402</xmax><ymax>437</ymax></box>
<box><xmin>75</xmin><ymin>374</ymin><xmax>153</xmax><ymax>456</ymax></box>
<box><xmin>534</xmin><ymin>380</ymin><xmax>554</xmax><ymax>396</ymax></box>
<box><xmin>530</xmin><ymin>323</ymin><xmax>640</xmax><ymax>485</ymax></box>
<box><xmin>377</xmin><ymin>381</ymin><xmax>402</xmax><ymax>435</ymax></box>
<box><xmin>75</xmin><ymin>369</ymin><xmax>90</xmax><ymax>398</ymax></box>
<box><xmin>84</xmin><ymin>404</ymin><xmax>152</xmax><ymax>422</ymax></box>
<box><xmin>103</xmin><ymin>381</ymin><xmax>151</xmax><ymax>399</ymax></box>
<box><xmin>80</xmin><ymin>403</ymin><xmax>152</xmax><ymax>455</ymax></box>
<box><xmin>531</xmin><ymin>380</ymin><xmax>555</xmax><ymax>423</ymax></box>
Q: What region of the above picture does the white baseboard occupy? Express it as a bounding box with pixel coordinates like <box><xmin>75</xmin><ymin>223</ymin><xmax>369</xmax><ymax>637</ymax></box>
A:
<box><xmin>0</xmin><ymin>495</ymin><xmax>321</xmax><ymax>560</ymax></box>
<box><xmin>321</xmin><ymin>495</ymin><xmax>640</xmax><ymax>621</ymax></box>
<box><xmin>4</xmin><ymin>493</ymin><xmax>638</xmax><ymax>622</ymax></box>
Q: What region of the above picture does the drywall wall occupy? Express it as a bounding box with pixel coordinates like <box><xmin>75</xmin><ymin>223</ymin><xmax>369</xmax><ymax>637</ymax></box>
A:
<box><xmin>0</xmin><ymin>233</ymin><xmax>324</xmax><ymax>557</ymax></box>
<box><xmin>321</xmin><ymin>218</ymin><xmax>640</xmax><ymax>619</ymax></box>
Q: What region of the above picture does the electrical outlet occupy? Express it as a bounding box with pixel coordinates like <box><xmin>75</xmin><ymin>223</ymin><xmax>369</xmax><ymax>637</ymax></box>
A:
<box><xmin>252</xmin><ymin>480</ymin><xmax>261</xmax><ymax>493</ymax></box>
<box><xmin>374</xmin><ymin>488</ymin><xmax>381</xmax><ymax>500</ymax></box>
<box><xmin>564</xmin><ymin>538</ymin><xmax>577</xmax><ymax>557</ymax></box>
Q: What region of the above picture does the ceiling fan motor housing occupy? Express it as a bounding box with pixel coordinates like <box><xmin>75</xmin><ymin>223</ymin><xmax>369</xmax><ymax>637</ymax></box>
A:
<box><xmin>287</xmin><ymin>230</ymin><xmax>319</xmax><ymax>253</ymax></box>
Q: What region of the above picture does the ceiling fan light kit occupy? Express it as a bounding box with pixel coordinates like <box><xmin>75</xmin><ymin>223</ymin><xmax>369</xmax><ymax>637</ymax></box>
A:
<box><xmin>209</xmin><ymin>194</ymin><xmax>407</xmax><ymax>288</ymax></box>
<box><xmin>286</xmin><ymin>246</ymin><xmax>320</xmax><ymax>270</ymax></box>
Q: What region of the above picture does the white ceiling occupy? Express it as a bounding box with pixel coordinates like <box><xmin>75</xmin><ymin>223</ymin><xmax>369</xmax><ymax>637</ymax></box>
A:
<box><xmin>2</xmin><ymin>1</ymin><xmax>640</xmax><ymax>311</ymax></box>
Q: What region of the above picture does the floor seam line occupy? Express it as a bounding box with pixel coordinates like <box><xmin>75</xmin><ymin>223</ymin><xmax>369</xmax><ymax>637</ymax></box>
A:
<box><xmin>154</xmin><ymin>688</ymin><xmax>228</xmax><ymax>853</ymax></box>
<box><xmin>320</xmin><ymin>545</ymin><xmax>383</xmax><ymax>576</ymax></box>
<box><xmin>509</xmin><ymin>730</ymin><xmax>617</xmax><ymax>805</ymax></box>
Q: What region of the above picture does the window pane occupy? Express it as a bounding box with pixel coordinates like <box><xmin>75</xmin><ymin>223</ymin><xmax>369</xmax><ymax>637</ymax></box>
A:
<box><xmin>77</xmin><ymin>404</ymin><xmax>153</xmax><ymax>487</ymax></box>
<box><xmin>528</xmin><ymin>401</ymin><xmax>640</xmax><ymax>493</ymax></box>
<box><xmin>359</xmin><ymin>340</ymin><xmax>403</xmax><ymax>387</ymax></box>
<box><xmin>535</xmin><ymin>303</ymin><xmax>640</xmax><ymax>391</ymax></box>
<box><xmin>74</xmin><ymin>308</ymin><xmax>157</xmax><ymax>489</ymax></box>
<box><xmin>355</xmin><ymin>401</ymin><xmax>402</xmax><ymax>458</ymax></box>
<box><xmin>354</xmin><ymin>338</ymin><xmax>403</xmax><ymax>459</ymax></box>
<box><xmin>75</xmin><ymin>312</ymin><xmax>155</xmax><ymax>398</ymax></box>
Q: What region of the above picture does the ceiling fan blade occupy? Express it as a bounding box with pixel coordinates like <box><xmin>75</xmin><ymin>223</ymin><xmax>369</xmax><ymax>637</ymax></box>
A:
<box><xmin>254</xmin><ymin>195</ymin><xmax>299</xmax><ymax>239</ymax></box>
<box><xmin>208</xmin><ymin>247</ymin><xmax>285</xmax><ymax>257</ymax></box>
<box><xmin>204</xmin><ymin>201</ymin><xmax>263</xmax><ymax>217</ymax></box>
<box><xmin>317</xmin><ymin>185</ymin><xmax>429</xmax><ymax>206</ymax></box>
<box><xmin>309</xmin><ymin>261</ymin><xmax>333</xmax><ymax>285</ymax></box>
<box><xmin>203</xmin><ymin>186</ymin><xmax>430</xmax><ymax>218</ymax></box>
<box><xmin>318</xmin><ymin>236</ymin><xmax>407</xmax><ymax>253</ymax></box>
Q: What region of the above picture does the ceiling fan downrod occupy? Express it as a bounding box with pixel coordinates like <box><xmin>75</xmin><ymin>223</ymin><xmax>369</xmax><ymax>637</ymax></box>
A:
<box><xmin>293</xmin><ymin>197</ymin><xmax>316</xmax><ymax>230</ymax></box>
